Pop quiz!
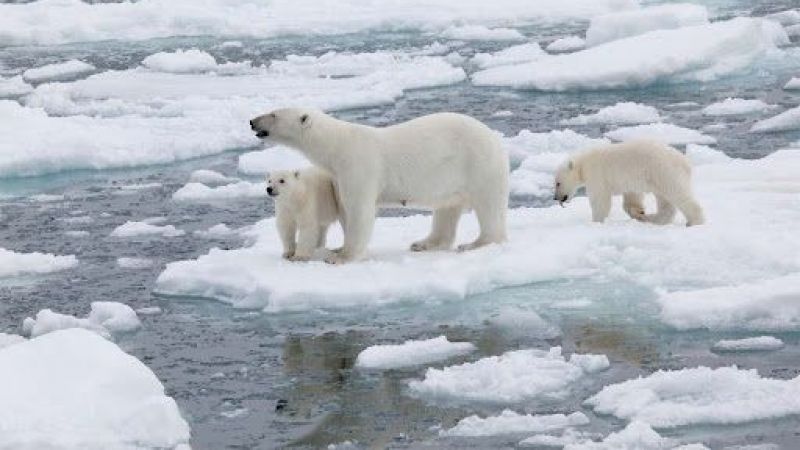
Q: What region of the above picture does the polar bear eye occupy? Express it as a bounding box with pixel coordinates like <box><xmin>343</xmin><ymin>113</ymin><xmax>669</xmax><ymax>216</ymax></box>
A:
<box><xmin>279</xmin><ymin>179</ymin><xmax>285</xmax><ymax>184</ymax></box>
<box><xmin>556</xmin><ymin>182</ymin><xmax>561</xmax><ymax>187</ymax></box>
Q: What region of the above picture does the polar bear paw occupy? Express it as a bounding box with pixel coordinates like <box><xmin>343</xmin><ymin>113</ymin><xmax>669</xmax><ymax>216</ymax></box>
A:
<box><xmin>282</xmin><ymin>251</ymin><xmax>295</xmax><ymax>260</ymax></box>
<box><xmin>410</xmin><ymin>240</ymin><xmax>450</xmax><ymax>252</ymax></box>
<box><xmin>324</xmin><ymin>253</ymin><xmax>349</xmax><ymax>265</ymax></box>
<box><xmin>288</xmin><ymin>254</ymin><xmax>311</xmax><ymax>262</ymax></box>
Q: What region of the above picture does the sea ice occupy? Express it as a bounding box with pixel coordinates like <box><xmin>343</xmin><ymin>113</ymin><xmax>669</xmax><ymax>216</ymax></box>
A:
<box><xmin>471</xmin><ymin>43</ymin><xmax>547</xmax><ymax>69</ymax></box>
<box><xmin>194</xmin><ymin>223</ymin><xmax>238</xmax><ymax>239</ymax></box>
<box><xmin>142</xmin><ymin>48</ymin><xmax>254</xmax><ymax>74</ymax></box>
<box><xmin>441</xmin><ymin>410</ymin><xmax>589</xmax><ymax>437</ymax></box>
<box><xmin>684</xmin><ymin>144</ymin><xmax>731</xmax><ymax>165</ymax></box>
<box><xmin>440</xmin><ymin>25</ymin><xmax>524</xmax><ymax>41</ymax></box>
<box><xmin>22</xmin><ymin>301</ymin><xmax>141</xmax><ymax>339</ymax></box>
<box><xmin>585</xmin><ymin>4</ymin><xmax>709</xmax><ymax>47</ymax></box>
<box><xmin>561</xmin><ymin>102</ymin><xmax>661</xmax><ymax>126</ymax></box>
<box><xmin>751</xmin><ymin>106</ymin><xmax>800</xmax><ymax>132</ymax></box>
<box><xmin>546</xmin><ymin>36</ymin><xmax>586</xmax><ymax>53</ymax></box>
<box><xmin>22</xmin><ymin>59</ymin><xmax>94</xmax><ymax>83</ymax></box>
<box><xmin>702</xmin><ymin>98</ymin><xmax>775</xmax><ymax>115</ymax></box>
<box><xmin>605</xmin><ymin>123</ymin><xmax>716</xmax><ymax>145</ymax></box>
<box><xmin>237</xmin><ymin>146</ymin><xmax>311</xmax><ymax>176</ymax></box>
<box><xmin>0</xmin><ymin>333</ymin><xmax>26</xmax><ymax>350</ymax></box>
<box><xmin>0</xmin><ymin>247</ymin><xmax>77</xmax><ymax>278</ymax></box>
<box><xmin>355</xmin><ymin>336</ymin><xmax>476</xmax><ymax>370</ymax></box>
<box><xmin>172</xmin><ymin>181</ymin><xmax>264</xmax><ymax>202</ymax></box>
<box><xmin>117</xmin><ymin>257</ymin><xmax>154</xmax><ymax>269</ymax></box>
<box><xmin>189</xmin><ymin>169</ymin><xmax>238</xmax><ymax>186</ymax></box>
<box><xmin>712</xmin><ymin>336</ymin><xmax>784</xmax><ymax>352</ymax></box>
<box><xmin>764</xmin><ymin>10</ymin><xmax>800</xmax><ymax>26</ymax></box>
<box><xmin>785</xmin><ymin>77</ymin><xmax>800</xmax><ymax>89</ymax></box>
<box><xmin>111</xmin><ymin>220</ymin><xmax>185</xmax><ymax>238</ymax></box>
<box><xmin>0</xmin><ymin>75</ymin><xmax>32</xmax><ymax>97</ymax></box>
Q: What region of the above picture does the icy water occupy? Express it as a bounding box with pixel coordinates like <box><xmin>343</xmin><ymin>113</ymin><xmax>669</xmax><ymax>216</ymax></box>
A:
<box><xmin>2</xmin><ymin>0</ymin><xmax>800</xmax><ymax>449</ymax></box>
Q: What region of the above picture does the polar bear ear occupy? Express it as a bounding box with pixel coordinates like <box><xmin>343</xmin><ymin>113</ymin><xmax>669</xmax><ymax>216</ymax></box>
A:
<box><xmin>300</xmin><ymin>114</ymin><xmax>310</xmax><ymax>126</ymax></box>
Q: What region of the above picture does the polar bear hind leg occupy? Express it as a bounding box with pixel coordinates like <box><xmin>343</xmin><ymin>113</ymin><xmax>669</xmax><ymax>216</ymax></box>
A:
<box><xmin>622</xmin><ymin>192</ymin><xmax>647</xmax><ymax>221</ymax></box>
<box><xmin>457</xmin><ymin>198</ymin><xmax>507</xmax><ymax>252</ymax></box>
<box><xmin>411</xmin><ymin>205</ymin><xmax>462</xmax><ymax>251</ymax></box>
<box><xmin>644</xmin><ymin>195</ymin><xmax>676</xmax><ymax>225</ymax></box>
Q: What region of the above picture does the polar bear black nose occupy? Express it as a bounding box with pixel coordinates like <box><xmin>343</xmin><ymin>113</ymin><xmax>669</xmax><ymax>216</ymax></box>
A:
<box><xmin>267</xmin><ymin>186</ymin><xmax>274</xmax><ymax>195</ymax></box>
<box><xmin>249</xmin><ymin>119</ymin><xmax>256</xmax><ymax>130</ymax></box>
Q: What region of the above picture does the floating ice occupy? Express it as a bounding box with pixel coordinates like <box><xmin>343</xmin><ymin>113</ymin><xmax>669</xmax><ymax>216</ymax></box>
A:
<box><xmin>785</xmin><ymin>77</ymin><xmax>800</xmax><ymax>89</ymax></box>
<box><xmin>605</xmin><ymin>123</ymin><xmax>717</xmax><ymax>145</ymax></box>
<box><xmin>702</xmin><ymin>98</ymin><xmax>775</xmax><ymax>115</ymax></box>
<box><xmin>64</xmin><ymin>230</ymin><xmax>90</xmax><ymax>238</ymax></box>
<box><xmin>237</xmin><ymin>146</ymin><xmax>311</xmax><ymax>176</ymax></box>
<box><xmin>141</xmin><ymin>48</ymin><xmax>253</xmax><ymax>74</ymax></box>
<box><xmin>0</xmin><ymin>247</ymin><xmax>77</xmax><ymax>278</ymax></box>
<box><xmin>22</xmin><ymin>59</ymin><xmax>95</xmax><ymax>83</ymax></box>
<box><xmin>561</xmin><ymin>102</ymin><xmax>661</xmax><ymax>126</ymax></box>
<box><xmin>712</xmin><ymin>336</ymin><xmax>784</xmax><ymax>352</ymax></box>
<box><xmin>355</xmin><ymin>336</ymin><xmax>475</xmax><ymax>370</ymax></box>
<box><xmin>188</xmin><ymin>169</ymin><xmax>238</xmax><ymax>186</ymax></box>
<box><xmin>173</xmin><ymin>181</ymin><xmax>264</xmax><ymax>202</ymax></box>
<box><xmin>0</xmin><ymin>333</ymin><xmax>26</xmax><ymax>350</ymax></box>
<box><xmin>472</xmin><ymin>18</ymin><xmax>788</xmax><ymax>91</ymax></box>
<box><xmin>0</xmin><ymin>75</ymin><xmax>32</xmax><ymax>97</ymax></box>
<box><xmin>471</xmin><ymin>43</ymin><xmax>547</xmax><ymax>69</ymax></box>
<box><xmin>561</xmin><ymin>421</ymin><xmax>693</xmax><ymax>450</ymax></box>
<box><xmin>486</xmin><ymin>307</ymin><xmax>561</xmax><ymax>338</ymax></box>
<box><xmin>546</xmin><ymin>36</ymin><xmax>586</xmax><ymax>53</ymax></box>
<box><xmin>194</xmin><ymin>224</ymin><xmax>238</xmax><ymax>239</ymax></box>
<box><xmin>111</xmin><ymin>221</ymin><xmax>185</xmax><ymax>238</ymax></box>
<box><xmin>407</xmin><ymin>347</ymin><xmax>608</xmax><ymax>404</ymax></box>
<box><xmin>0</xmin><ymin>0</ymin><xmax>638</xmax><ymax>46</ymax></box>
<box><xmin>22</xmin><ymin>302</ymin><xmax>141</xmax><ymax>339</ymax></box>
<box><xmin>440</xmin><ymin>25</ymin><xmax>524</xmax><ymax>41</ymax></box>
<box><xmin>684</xmin><ymin>144</ymin><xmax>731</xmax><ymax>165</ymax></box>
<box><xmin>117</xmin><ymin>257</ymin><xmax>154</xmax><ymax>269</ymax></box>
<box><xmin>136</xmin><ymin>306</ymin><xmax>163</xmax><ymax>315</ymax></box>
<box><xmin>751</xmin><ymin>106</ymin><xmax>800</xmax><ymax>132</ymax></box>
<box><xmin>585</xmin><ymin>4</ymin><xmax>709</xmax><ymax>47</ymax></box>
<box><xmin>586</xmin><ymin>366</ymin><xmax>800</xmax><ymax>429</ymax></box>
<box><xmin>441</xmin><ymin>410</ymin><xmax>589</xmax><ymax>437</ymax></box>
<box><xmin>0</xmin><ymin>328</ymin><xmax>190</xmax><ymax>449</ymax></box>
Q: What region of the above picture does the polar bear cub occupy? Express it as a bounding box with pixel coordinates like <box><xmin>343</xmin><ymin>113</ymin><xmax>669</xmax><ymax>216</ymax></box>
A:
<box><xmin>554</xmin><ymin>139</ymin><xmax>705</xmax><ymax>226</ymax></box>
<box><xmin>267</xmin><ymin>167</ymin><xmax>341</xmax><ymax>261</ymax></box>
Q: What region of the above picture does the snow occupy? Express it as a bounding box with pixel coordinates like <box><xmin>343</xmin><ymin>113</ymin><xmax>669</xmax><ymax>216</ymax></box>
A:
<box><xmin>195</xmin><ymin>223</ymin><xmax>238</xmax><ymax>238</ymax></box>
<box><xmin>585</xmin><ymin>4</ymin><xmax>709</xmax><ymax>47</ymax></box>
<box><xmin>605</xmin><ymin>123</ymin><xmax>716</xmax><ymax>145</ymax></box>
<box><xmin>684</xmin><ymin>144</ymin><xmax>731</xmax><ymax>165</ymax></box>
<box><xmin>0</xmin><ymin>75</ymin><xmax>32</xmax><ymax>97</ymax></box>
<box><xmin>751</xmin><ymin>106</ymin><xmax>800</xmax><ymax>132</ymax></box>
<box><xmin>0</xmin><ymin>0</ymin><xmax>638</xmax><ymax>46</ymax></box>
<box><xmin>472</xmin><ymin>18</ymin><xmax>788</xmax><ymax>91</ymax></box>
<box><xmin>111</xmin><ymin>220</ymin><xmax>185</xmax><ymax>238</ymax></box>
<box><xmin>561</xmin><ymin>102</ymin><xmax>661</xmax><ymax>126</ymax></box>
<box><xmin>189</xmin><ymin>169</ymin><xmax>237</xmax><ymax>186</ymax></box>
<box><xmin>237</xmin><ymin>146</ymin><xmax>311</xmax><ymax>175</ymax></box>
<box><xmin>441</xmin><ymin>410</ymin><xmax>589</xmax><ymax>437</ymax></box>
<box><xmin>407</xmin><ymin>347</ymin><xmax>608</xmax><ymax>404</ymax></box>
<box><xmin>471</xmin><ymin>43</ymin><xmax>547</xmax><ymax>69</ymax></box>
<box><xmin>22</xmin><ymin>302</ymin><xmax>141</xmax><ymax>339</ymax></box>
<box><xmin>585</xmin><ymin>366</ymin><xmax>800</xmax><ymax>429</ymax></box>
<box><xmin>785</xmin><ymin>77</ymin><xmax>800</xmax><ymax>89</ymax></box>
<box><xmin>712</xmin><ymin>336</ymin><xmax>784</xmax><ymax>352</ymax></box>
<box><xmin>440</xmin><ymin>25</ymin><xmax>525</xmax><ymax>41</ymax></box>
<box><xmin>354</xmin><ymin>336</ymin><xmax>476</xmax><ymax>370</ymax></box>
<box><xmin>0</xmin><ymin>247</ymin><xmax>77</xmax><ymax>278</ymax></box>
<box><xmin>0</xmin><ymin>333</ymin><xmax>26</xmax><ymax>350</ymax></box>
<box><xmin>787</xmin><ymin>24</ymin><xmax>800</xmax><ymax>37</ymax></box>
<box><xmin>702</xmin><ymin>98</ymin><xmax>775</xmax><ymax>115</ymax></box>
<box><xmin>0</xmin><ymin>328</ymin><xmax>190</xmax><ymax>449</ymax></box>
<box><xmin>22</xmin><ymin>59</ymin><xmax>94</xmax><ymax>83</ymax></box>
<box><xmin>117</xmin><ymin>257</ymin><xmax>154</xmax><ymax>269</ymax></box>
<box><xmin>546</xmin><ymin>36</ymin><xmax>586</xmax><ymax>53</ymax></box>
<box><xmin>172</xmin><ymin>181</ymin><xmax>264</xmax><ymax>202</ymax></box>
<box><xmin>764</xmin><ymin>10</ymin><xmax>800</xmax><ymax>26</ymax></box>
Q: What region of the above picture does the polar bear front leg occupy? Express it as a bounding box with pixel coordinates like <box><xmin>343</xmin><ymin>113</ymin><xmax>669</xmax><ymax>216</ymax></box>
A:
<box><xmin>622</xmin><ymin>192</ymin><xmax>647</xmax><ymax>221</ymax></box>
<box><xmin>588</xmin><ymin>190</ymin><xmax>612</xmax><ymax>223</ymax></box>
<box><xmin>290</xmin><ymin>222</ymin><xmax>321</xmax><ymax>262</ymax></box>
<box><xmin>277</xmin><ymin>214</ymin><xmax>297</xmax><ymax>259</ymax></box>
<box><xmin>411</xmin><ymin>206</ymin><xmax>461</xmax><ymax>251</ymax></box>
<box><xmin>325</xmin><ymin>192</ymin><xmax>376</xmax><ymax>264</ymax></box>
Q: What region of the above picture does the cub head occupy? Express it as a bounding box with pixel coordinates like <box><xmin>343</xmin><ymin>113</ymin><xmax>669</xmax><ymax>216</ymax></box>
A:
<box><xmin>554</xmin><ymin>159</ymin><xmax>582</xmax><ymax>205</ymax></box>
<box><xmin>249</xmin><ymin>108</ymin><xmax>319</xmax><ymax>147</ymax></box>
<box><xmin>265</xmin><ymin>169</ymin><xmax>301</xmax><ymax>198</ymax></box>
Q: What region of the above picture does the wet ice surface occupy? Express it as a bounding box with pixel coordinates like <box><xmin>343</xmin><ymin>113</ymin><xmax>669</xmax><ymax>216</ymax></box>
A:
<box><xmin>2</xmin><ymin>1</ymin><xmax>800</xmax><ymax>449</ymax></box>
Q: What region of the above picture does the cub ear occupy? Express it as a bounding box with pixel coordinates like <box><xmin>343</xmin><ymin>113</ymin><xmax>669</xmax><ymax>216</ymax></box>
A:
<box><xmin>294</xmin><ymin>171</ymin><xmax>299</xmax><ymax>178</ymax></box>
<box><xmin>300</xmin><ymin>114</ymin><xmax>309</xmax><ymax>125</ymax></box>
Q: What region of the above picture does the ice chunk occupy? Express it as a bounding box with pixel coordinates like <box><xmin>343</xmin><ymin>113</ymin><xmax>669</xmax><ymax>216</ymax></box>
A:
<box><xmin>189</xmin><ymin>169</ymin><xmax>237</xmax><ymax>186</ymax></box>
<box><xmin>355</xmin><ymin>336</ymin><xmax>476</xmax><ymax>370</ymax></box>
<box><xmin>0</xmin><ymin>247</ymin><xmax>77</xmax><ymax>278</ymax></box>
<box><xmin>785</xmin><ymin>77</ymin><xmax>800</xmax><ymax>89</ymax></box>
<box><xmin>440</xmin><ymin>25</ymin><xmax>525</xmax><ymax>41</ymax></box>
<box><xmin>786</xmin><ymin>24</ymin><xmax>800</xmax><ymax>37</ymax></box>
<box><xmin>471</xmin><ymin>43</ymin><xmax>547</xmax><ymax>69</ymax></box>
<box><xmin>0</xmin><ymin>333</ymin><xmax>26</xmax><ymax>350</ymax></box>
<box><xmin>441</xmin><ymin>410</ymin><xmax>589</xmax><ymax>437</ymax></box>
<box><xmin>195</xmin><ymin>223</ymin><xmax>238</xmax><ymax>239</ymax></box>
<box><xmin>561</xmin><ymin>102</ymin><xmax>661</xmax><ymax>126</ymax></box>
<box><xmin>64</xmin><ymin>230</ymin><xmax>90</xmax><ymax>238</ymax></box>
<box><xmin>0</xmin><ymin>75</ymin><xmax>32</xmax><ymax>97</ymax></box>
<box><xmin>117</xmin><ymin>257</ymin><xmax>154</xmax><ymax>269</ymax></box>
<box><xmin>23</xmin><ymin>302</ymin><xmax>141</xmax><ymax>339</ymax></box>
<box><xmin>684</xmin><ymin>144</ymin><xmax>731</xmax><ymax>165</ymax></box>
<box><xmin>407</xmin><ymin>347</ymin><xmax>608</xmax><ymax>403</ymax></box>
<box><xmin>586</xmin><ymin>4</ymin><xmax>709</xmax><ymax>47</ymax></box>
<box><xmin>546</xmin><ymin>36</ymin><xmax>586</xmax><ymax>53</ymax></box>
<box><xmin>473</xmin><ymin>18</ymin><xmax>788</xmax><ymax>91</ymax></box>
<box><xmin>136</xmin><ymin>306</ymin><xmax>163</xmax><ymax>315</ymax></box>
<box><xmin>143</xmin><ymin>48</ymin><xmax>224</xmax><ymax>73</ymax></box>
<box><xmin>111</xmin><ymin>220</ymin><xmax>185</xmax><ymax>238</ymax></box>
<box><xmin>751</xmin><ymin>106</ymin><xmax>800</xmax><ymax>132</ymax></box>
<box><xmin>712</xmin><ymin>336</ymin><xmax>784</xmax><ymax>352</ymax></box>
<box><xmin>172</xmin><ymin>181</ymin><xmax>264</xmax><ymax>202</ymax></box>
<box><xmin>237</xmin><ymin>146</ymin><xmax>311</xmax><ymax>175</ymax></box>
<box><xmin>22</xmin><ymin>59</ymin><xmax>94</xmax><ymax>83</ymax></box>
<box><xmin>702</xmin><ymin>98</ymin><xmax>775</xmax><ymax>115</ymax></box>
<box><xmin>487</xmin><ymin>307</ymin><xmax>560</xmax><ymax>338</ymax></box>
<box><xmin>605</xmin><ymin>123</ymin><xmax>716</xmax><ymax>145</ymax></box>
<box><xmin>563</xmin><ymin>421</ymin><xmax>683</xmax><ymax>449</ymax></box>
<box><xmin>0</xmin><ymin>328</ymin><xmax>190</xmax><ymax>448</ymax></box>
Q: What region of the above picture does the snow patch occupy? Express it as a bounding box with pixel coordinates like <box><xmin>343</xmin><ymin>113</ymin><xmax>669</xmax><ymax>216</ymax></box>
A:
<box><xmin>355</xmin><ymin>336</ymin><xmax>475</xmax><ymax>370</ymax></box>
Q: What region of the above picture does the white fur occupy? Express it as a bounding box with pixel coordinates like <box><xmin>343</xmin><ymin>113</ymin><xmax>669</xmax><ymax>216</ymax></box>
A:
<box><xmin>251</xmin><ymin>109</ymin><xmax>509</xmax><ymax>263</ymax></box>
<box><xmin>267</xmin><ymin>168</ymin><xmax>341</xmax><ymax>262</ymax></box>
<box><xmin>554</xmin><ymin>139</ymin><xmax>705</xmax><ymax>226</ymax></box>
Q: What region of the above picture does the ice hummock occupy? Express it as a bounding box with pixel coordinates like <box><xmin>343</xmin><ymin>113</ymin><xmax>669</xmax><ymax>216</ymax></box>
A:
<box><xmin>355</xmin><ymin>336</ymin><xmax>476</xmax><ymax>370</ymax></box>
<box><xmin>0</xmin><ymin>247</ymin><xmax>77</xmax><ymax>278</ymax></box>
<box><xmin>22</xmin><ymin>301</ymin><xmax>141</xmax><ymax>339</ymax></box>
<box><xmin>441</xmin><ymin>410</ymin><xmax>589</xmax><ymax>437</ymax></box>
<box><xmin>0</xmin><ymin>328</ymin><xmax>190</xmax><ymax>449</ymax></box>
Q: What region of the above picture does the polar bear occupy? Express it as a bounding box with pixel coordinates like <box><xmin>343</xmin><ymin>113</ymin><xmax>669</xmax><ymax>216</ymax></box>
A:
<box><xmin>250</xmin><ymin>109</ymin><xmax>509</xmax><ymax>263</ymax></box>
<box><xmin>554</xmin><ymin>139</ymin><xmax>705</xmax><ymax>226</ymax></box>
<box><xmin>267</xmin><ymin>168</ymin><xmax>341</xmax><ymax>261</ymax></box>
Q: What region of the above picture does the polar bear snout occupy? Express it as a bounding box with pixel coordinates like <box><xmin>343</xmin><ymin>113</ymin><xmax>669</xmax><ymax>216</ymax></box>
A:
<box><xmin>266</xmin><ymin>186</ymin><xmax>276</xmax><ymax>196</ymax></box>
<box><xmin>250</xmin><ymin>113</ymin><xmax>276</xmax><ymax>138</ymax></box>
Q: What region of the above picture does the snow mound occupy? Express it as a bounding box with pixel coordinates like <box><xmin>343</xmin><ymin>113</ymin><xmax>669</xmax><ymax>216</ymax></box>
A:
<box><xmin>189</xmin><ymin>169</ymin><xmax>237</xmax><ymax>186</ymax></box>
<box><xmin>117</xmin><ymin>257</ymin><xmax>154</xmax><ymax>269</ymax></box>
<box><xmin>22</xmin><ymin>302</ymin><xmax>141</xmax><ymax>339</ymax></box>
<box><xmin>111</xmin><ymin>221</ymin><xmax>185</xmax><ymax>238</ymax></box>
<box><xmin>237</xmin><ymin>146</ymin><xmax>311</xmax><ymax>176</ymax></box>
<box><xmin>751</xmin><ymin>106</ymin><xmax>800</xmax><ymax>132</ymax></box>
<box><xmin>472</xmin><ymin>18</ymin><xmax>788</xmax><ymax>91</ymax></box>
<box><xmin>0</xmin><ymin>333</ymin><xmax>26</xmax><ymax>350</ymax></box>
<box><xmin>407</xmin><ymin>347</ymin><xmax>608</xmax><ymax>404</ymax></box>
<box><xmin>785</xmin><ymin>77</ymin><xmax>800</xmax><ymax>89</ymax></box>
<box><xmin>586</xmin><ymin>366</ymin><xmax>800</xmax><ymax>429</ymax></box>
<box><xmin>0</xmin><ymin>328</ymin><xmax>190</xmax><ymax>449</ymax></box>
<box><xmin>172</xmin><ymin>181</ymin><xmax>264</xmax><ymax>202</ymax></box>
<box><xmin>702</xmin><ymin>98</ymin><xmax>775</xmax><ymax>115</ymax></box>
<box><xmin>605</xmin><ymin>123</ymin><xmax>716</xmax><ymax>145</ymax></box>
<box><xmin>355</xmin><ymin>336</ymin><xmax>475</xmax><ymax>370</ymax></box>
<box><xmin>561</xmin><ymin>102</ymin><xmax>661</xmax><ymax>126</ymax></box>
<box><xmin>586</xmin><ymin>4</ymin><xmax>709</xmax><ymax>47</ymax></box>
<box><xmin>0</xmin><ymin>247</ymin><xmax>77</xmax><ymax>278</ymax></box>
<box><xmin>0</xmin><ymin>75</ymin><xmax>32</xmax><ymax>97</ymax></box>
<box><xmin>712</xmin><ymin>336</ymin><xmax>784</xmax><ymax>352</ymax></box>
<box><xmin>441</xmin><ymin>25</ymin><xmax>524</xmax><ymax>41</ymax></box>
<box><xmin>22</xmin><ymin>59</ymin><xmax>95</xmax><ymax>83</ymax></box>
<box><xmin>471</xmin><ymin>43</ymin><xmax>547</xmax><ymax>69</ymax></box>
<box><xmin>441</xmin><ymin>410</ymin><xmax>589</xmax><ymax>437</ymax></box>
<box><xmin>546</xmin><ymin>36</ymin><xmax>586</xmax><ymax>53</ymax></box>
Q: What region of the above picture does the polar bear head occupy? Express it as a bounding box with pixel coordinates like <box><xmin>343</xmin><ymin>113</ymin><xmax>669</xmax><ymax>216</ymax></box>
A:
<box><xmin>250</xmin><ymin>108</ymin><xmax>323</xmax><ymax>148</ymax></box>
<box><xmin>554</xmin><ymin>159</ymin><xmax>582</xmax><ymax>205</ymax></box>
<box><xmin>265</xmin><ymin>169</ymin><xmax>301</xmax><ymax>199</ymax></box>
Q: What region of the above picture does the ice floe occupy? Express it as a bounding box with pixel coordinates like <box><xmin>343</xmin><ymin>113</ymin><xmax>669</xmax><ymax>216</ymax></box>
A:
<box><xmin>471</xmin><ymin>43</ymin><xmax>547</xmax><ymax>69</ymax></box>
<box><xmin>585</xmin><ymin>4</ymin><xmax>709</xmax><ymax>47</ymax></box>
<box><xmin>22</xmin><ymin>59</ymin><xmax>95</xmax><ymax>83</ymax></box>
<box><xmin>407</xmin><ymin>347</ymin><xmax>608</xmax><ymax>404</ymax></box>
<box><xmin>22</xmin><ymin>301</ymin><xmax>141</xmax><ymax>339</ymax></box>
<box><xmin>117</xmin><ymin>257</ymin><xmax>154</xmax><ymax>269</ymax></box>
<box><xmin>0</xmin><ymin>333</ymin><xmax>26</xmax><ymax>350</ymax></box>
<box><xmin>111</xmin><ymin>221</ymin><xmax>185</xmax><ymax>238</ymax></box>
<box><xmin>0</xmin><ymin>75</ymin><xmax>32</xmax><ymax>97</ymax></box>
<box><xmin>561</xmin><ymin>102</ymin><xmax>661</xmax><ymax>126</ymax></box>
<box><xmin>441</xmin><ymin>410</ymin><xmax>589</xmax><ymax>437</ymax></box>
<box><xmin>605</xmin><ymin>123</ymin><xmax>716</xmax><ymax>145</ymax></box>
<box><xmin>188</xmin><ymin>169</ymin><xmax>238</xmax><ymax>186</ymax></box>
<box><xmin>194</xmin><ymin>223</ymin><xmax>238</xmax><ymax>239</ymax></box>
<box><xmin>173</xmin><ymin>181</ymin><xmax>264</xmax><ymax>202</ymax></box>
<box><xmin>355</xmin><ymin>336</ymin><xmax>475</xmax><ymax>370</ymax></box>
<box><xmin>0</xmin><ymin>328</ymin><xmax>190</xmax><ymax>449</ymax></box>
<box><xmin>142</xmin><ymin>48</ymin><xmax>254</xmax><ymax>74</ymax></box>
<box><xmin>0</xmin><ymin>247</ymin><xmax>77</xmax><ymax>278</ymax></box>
<box><xmin>751</xmin><ymin>106</ymin><xmax>800</xmax><ymax>132</ymax></box>
<box><xmin>237</xmin><ymin>146</ymin><xmax>311</xmax><ymax>176</ymax></box>
<box><xmin>712</xmin><ymin>336</ymin><xmax>784</xmax><ymax>352</ymax></box>
<box><xmin>785</xmin><ymin>77</ymin><xmax>800</xmax><ymax>89</ymax></box>
<box><xmin>440</xmin><ymin>25</ymin><xmax>524</xmax><ymax>41</ymax></box>
<box><xmin>546</xmin><ymin>36</ymin><xmax>586</xmax><ymax>53</ymax></box>
<box><xmin>702</xmin><ymin>98</ymin><xmax>775</xmax><ymax>115</ymax></box>
<box><xmin>585</xmin><ymin>366</ymin><xmax>800</xmax><ymax>428</ymax></box>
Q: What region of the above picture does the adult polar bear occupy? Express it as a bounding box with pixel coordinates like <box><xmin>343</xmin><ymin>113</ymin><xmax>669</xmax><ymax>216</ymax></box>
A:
<box><xmin>250</xmin><ymin>108</ymin><xmax>509</xmax><ymax>264</ymax></box>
